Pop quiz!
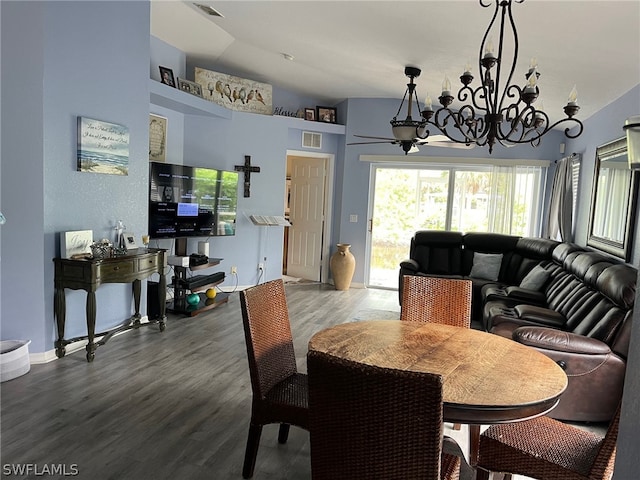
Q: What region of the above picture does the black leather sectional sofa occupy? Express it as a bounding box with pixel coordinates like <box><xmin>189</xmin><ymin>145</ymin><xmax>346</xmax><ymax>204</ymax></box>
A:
<box><xmin>398</xmin><ymin>230</ymin><xmax>636</xmax><ymax>422</ymax></box>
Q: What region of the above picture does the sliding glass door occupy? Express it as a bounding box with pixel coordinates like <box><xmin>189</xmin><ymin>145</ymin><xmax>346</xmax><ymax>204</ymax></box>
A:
<box><xmin>368</xmin><ymin>164</ymin><xmax>545</xmax><ymax>289</ymax></box>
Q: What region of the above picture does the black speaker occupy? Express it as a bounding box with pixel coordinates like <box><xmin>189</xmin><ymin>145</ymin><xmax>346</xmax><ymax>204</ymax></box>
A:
<box><xmin>147</xmin><ymin>281</ymin><xmax>161</xmax><ymax>320</ymax></box>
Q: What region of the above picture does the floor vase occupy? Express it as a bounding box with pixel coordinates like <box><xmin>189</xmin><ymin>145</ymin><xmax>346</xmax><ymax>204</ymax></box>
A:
<box><xmin>330</xmin><ymin>243</ymin><xmax>356</xmax><ymax>290</ymax></box>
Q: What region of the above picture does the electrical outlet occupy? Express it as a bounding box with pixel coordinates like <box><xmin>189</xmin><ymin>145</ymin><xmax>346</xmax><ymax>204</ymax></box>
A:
<box><xmin>258</xmin><ymin>263</ymin><xmax>264</xmax><ymax>271</ymax></box>
<box><xmin>230</xmin><ymin>266</ymin><xmax>237</xmax><ymax>274</ymax></box>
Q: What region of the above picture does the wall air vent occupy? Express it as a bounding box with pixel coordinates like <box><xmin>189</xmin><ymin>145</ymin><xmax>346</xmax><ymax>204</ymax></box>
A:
<box><xmin>302</xmin><ymin>131</ymin><xmax>322</xmax><ymax>149</ymax></box>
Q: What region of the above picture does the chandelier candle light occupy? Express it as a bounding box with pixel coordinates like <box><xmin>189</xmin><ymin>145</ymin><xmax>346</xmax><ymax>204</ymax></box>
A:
<box><xmin>388</xmin><ymin>0</ymin><xmax>583</xmax><ymax>154</ymax></box>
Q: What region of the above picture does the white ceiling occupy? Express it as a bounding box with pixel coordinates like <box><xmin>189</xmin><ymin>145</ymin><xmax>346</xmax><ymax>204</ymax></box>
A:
<box><xmin>151</xmin><ymin>1</ymin><xmax>640</xmax><ymax>126</ymax></box>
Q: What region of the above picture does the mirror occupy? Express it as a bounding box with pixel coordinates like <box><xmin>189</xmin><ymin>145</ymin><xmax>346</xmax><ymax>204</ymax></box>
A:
<box><xmin>587</xmin><ymin>137</ymin><xmax>638</xmax><ymax>261</ymax></box>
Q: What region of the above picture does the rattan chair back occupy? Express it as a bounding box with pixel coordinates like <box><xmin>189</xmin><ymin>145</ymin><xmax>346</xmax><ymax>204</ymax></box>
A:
<box><xmin>239</xmin><ymin>279</ymin><xmax>309</xmax><ymax>478</ymax></box>
<box><xmin>241</xmin><ymin>278</ymin><xmax>298</xmax><ymax>399</ymax></box>
<box><xmin>308</xmin><ymin>349</ymin><xmax>462</xmax><ymax>480</ymax></box>
<box><xmin>400</xmin><ymin>275</ymin><xmax>472</xmax><ymax>328</ymax></box>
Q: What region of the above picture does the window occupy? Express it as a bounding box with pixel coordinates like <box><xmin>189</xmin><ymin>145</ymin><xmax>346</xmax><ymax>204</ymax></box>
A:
<box><xmin>368</xmin><ymin>162</ymin><xmax>547</xmax><ymax>288</ymax></box>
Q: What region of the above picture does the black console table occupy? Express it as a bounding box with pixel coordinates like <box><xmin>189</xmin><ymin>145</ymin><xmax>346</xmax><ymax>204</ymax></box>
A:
<box><xmin>53</xmin><ymin>248</ymin><xmax>167</xmax><ymax>362</ymax></box>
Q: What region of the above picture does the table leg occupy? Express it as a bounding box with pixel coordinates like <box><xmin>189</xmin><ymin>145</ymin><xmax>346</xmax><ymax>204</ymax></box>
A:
<box><xmin>132</xmin><ymin>279</ymin><xmax>142</xmax><ymax>326</ymax></box>
<box><xmin>54</xmin><ymin>287</ymin><xmax>67</xmax><ymax>358</ymax></box>
<box><xmin>158</xmin><ymin>271</ymin><xmax>167</xmax><ymax>331</ymax></box>
<box><xmin>85</xmin><ymin>291</ymin><xmax>97</xmax><ymax>362</ymax></box>
<box><xmin>469</xmin><ymin>424</ymin><xmax>480</xmax><ymax>466</ymax></box>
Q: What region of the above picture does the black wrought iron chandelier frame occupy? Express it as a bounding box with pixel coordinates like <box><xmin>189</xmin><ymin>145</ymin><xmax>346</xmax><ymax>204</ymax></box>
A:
<box><xmin>392</xmin><ymin>0</ymin><xmax>583</xmax><ymax>154</ymax></box>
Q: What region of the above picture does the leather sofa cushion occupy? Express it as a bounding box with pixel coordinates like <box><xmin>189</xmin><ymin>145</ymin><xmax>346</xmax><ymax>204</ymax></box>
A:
<box><xmin>410</xmin><ymin>230</ymin><xmax>463</xmax><ymax>275</ymax></box>
<box><xmin>552</xmin><ymin>243</ymin><xmax>586</xmax><ymax>263</ymax></box>
<box><xmin>596</xmin><ymin>264</ymin><xmax>637</xmax><ymax>309</ymax></box>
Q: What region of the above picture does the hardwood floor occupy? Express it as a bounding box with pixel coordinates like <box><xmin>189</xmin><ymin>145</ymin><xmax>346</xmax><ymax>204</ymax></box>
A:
<box><xmin>0</xmin><ymin>283</ymin><xmax>403</xmax><ymax>479</ymax></box>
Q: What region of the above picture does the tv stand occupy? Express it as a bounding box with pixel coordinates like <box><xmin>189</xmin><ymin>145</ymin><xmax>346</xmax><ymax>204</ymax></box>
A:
<box><xmin>167</xmin><ymin>239</ymin><xmax>229</xmax><ymax>316</ymax></box>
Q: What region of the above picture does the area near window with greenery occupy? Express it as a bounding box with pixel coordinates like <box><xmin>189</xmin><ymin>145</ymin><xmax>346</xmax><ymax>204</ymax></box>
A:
<box><xmin>368</xmin><ymin>163</ymin><xmax>546</xmax><ymax>288</ymax></box>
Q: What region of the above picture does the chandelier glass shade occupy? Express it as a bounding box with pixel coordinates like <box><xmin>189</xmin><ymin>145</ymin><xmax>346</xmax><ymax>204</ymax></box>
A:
<box><xmin>390</xmin><ymin>0</ymin><xmax>583</xmax><ymax>154</ymax></box>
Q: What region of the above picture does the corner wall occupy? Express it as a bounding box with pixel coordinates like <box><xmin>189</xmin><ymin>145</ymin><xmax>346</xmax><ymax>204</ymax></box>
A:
<box><xmin>1</xmin><ymin>1</ymin><xmax>151</xmax><ymax>353</ymax></box>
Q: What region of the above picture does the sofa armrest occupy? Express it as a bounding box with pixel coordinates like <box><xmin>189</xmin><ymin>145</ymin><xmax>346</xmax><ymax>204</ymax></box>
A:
<box><xmin>512</xmin><ymin>326</ymin><xmax>625</xmax><ymax>423</ymax></box>
<box><xmin>513</xmin><ymin>326</ymin><xmax>611</xmax><ymax>355</ymax></box>
<box><xmin>513</xmin><ymin>304</ymin><xmax>566</xmax><ymax>329</ymax></box>
<box><xmin>399</xmin><ymin>258</ymin><xmax>420</xmax><ymax>273</ymax></box>
<box><xmin>504</xmin><ymin>286</ymin><xmax>546</xmax><ymax>305</ymax></box>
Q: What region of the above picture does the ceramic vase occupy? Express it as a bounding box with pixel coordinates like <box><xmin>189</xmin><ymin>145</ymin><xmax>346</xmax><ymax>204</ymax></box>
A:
<box><xmin>330</xmin><ymin>243</ymin><xmax>356</xmax><ymax>290</ymax></box>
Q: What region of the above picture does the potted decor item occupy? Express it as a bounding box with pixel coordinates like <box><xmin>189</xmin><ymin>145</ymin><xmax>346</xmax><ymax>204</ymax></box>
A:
<box><xmin>330</xmin><ymin>243</ymin><xmax>356</xmax><ymax>290</ymax></box>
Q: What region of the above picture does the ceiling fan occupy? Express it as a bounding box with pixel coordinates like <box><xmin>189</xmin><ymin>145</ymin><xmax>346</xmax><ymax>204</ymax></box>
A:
<box><xmin>348</xmin><ymin>66</ymin><xmax>473</xmax><ymax>154</ymax></box>
<box><xmin>348</xmin><ymin>134</ymin><xmax>473</xmax><ymax>154</ymax></box>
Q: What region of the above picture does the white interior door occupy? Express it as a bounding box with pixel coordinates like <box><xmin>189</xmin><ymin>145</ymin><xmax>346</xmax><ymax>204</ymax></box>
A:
<box><xmin>286</xmin><ymin>157</ymin><xmax>326</xmax><ymax>281</ymax></box>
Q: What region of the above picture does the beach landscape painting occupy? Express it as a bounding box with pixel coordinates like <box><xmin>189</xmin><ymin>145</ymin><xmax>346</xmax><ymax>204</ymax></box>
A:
<box><xmin>77</xmin><ymin>116</ymin><xmax>129</xmax><ymax>175</ymax></box>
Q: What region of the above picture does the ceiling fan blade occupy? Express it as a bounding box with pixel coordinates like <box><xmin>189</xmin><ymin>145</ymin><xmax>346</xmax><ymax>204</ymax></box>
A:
<box><xmin>353</xmin><ymin>134</ymin><xmax>397</xmax><ymax>141</ymax></box>
<box><xmin>415</xmin><ymin>134</ymin><xmax>455</xmax><ymax>145</ymax></box>
<box><xmin>408</xmin><ymin>145</ymin><xmax>420</xmax><ymax>154</ymax></box>
<box><xmin>428</xmin><ymin>142</ymin><xmax>475</xmax><ymax>149</ymax></box>
<box><xmin>347</xmin><ymin>140</ymin><xmax>396</xmax><ymax>145</ymax></box>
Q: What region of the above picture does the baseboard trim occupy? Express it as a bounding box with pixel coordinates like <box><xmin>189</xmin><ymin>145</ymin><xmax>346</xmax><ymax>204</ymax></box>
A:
<box><xmin>31</xmin><ymin>315</ymin><xmax>150</xmax><ymax>364</ymax></box>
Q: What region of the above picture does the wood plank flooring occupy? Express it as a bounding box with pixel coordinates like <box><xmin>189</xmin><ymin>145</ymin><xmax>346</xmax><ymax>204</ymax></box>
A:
<box><xmin>0</xmin><ymin>283</ymin><xmax>600</xmax><ymax>479</ymax></box>
<box><xmin>0</xmin><ymin>284</ymin><xmax>403</xmax><ymax>479</ymax></box>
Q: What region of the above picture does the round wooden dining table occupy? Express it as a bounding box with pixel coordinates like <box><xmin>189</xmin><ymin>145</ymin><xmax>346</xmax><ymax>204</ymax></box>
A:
<box><xmin>308</xmin><ymin>320</ymin><xmax>568</xmax><ymax>464</ymax></box>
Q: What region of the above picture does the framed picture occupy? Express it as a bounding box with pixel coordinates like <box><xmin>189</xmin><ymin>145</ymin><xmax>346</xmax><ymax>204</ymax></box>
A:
<box><xmin>122</xmin><ymin>232</ymin><xmax>138</xmax><ymax>251</ymax></box>
<box><xmin>317</xmin><ymin>106</ymin><xmax>337</xmax><ymax>123</ymax></box>
<box><xmin>177</xmin><ymin>78</ymin><xmax>203</xmax><ymax>97</ymax></box>
<box><xmin>304</xmin><ymin>108</ymin><xmax>316</xmax><ymax>121</ymax></box>
<box><xmin>149</xmin><ymin>114</ymin><xmax>167</xmax><ymax>162</ymax></box>
<box><xmin>77</xmin><ymin>116</ymin><xmax>129</xmax><ymax>175</ymax></box>
<box><xmin>195</xmin><ymin>67</ymin><xmax>273</xmax><ymax>115</ymax></box>
<box><xmin>159</xmin><ymin>66</ymin><xmax>176</xmax><ymax>87</ymax></box>
<box><xmin>60</xmin><ymin>230</ymin><xmax>93</xmax><ymax>258</ymax></box>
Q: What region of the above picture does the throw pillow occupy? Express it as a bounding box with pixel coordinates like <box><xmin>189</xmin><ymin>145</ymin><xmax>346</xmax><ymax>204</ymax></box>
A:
<box><xmin>469</xmin><ymin>252</ymin><xmax>503</xmax><ymax>281</ymax></box>
<box><xmin>519</xmin><ymin>265</ymin><xmax>550</xmax><ymax>291</ymax></box>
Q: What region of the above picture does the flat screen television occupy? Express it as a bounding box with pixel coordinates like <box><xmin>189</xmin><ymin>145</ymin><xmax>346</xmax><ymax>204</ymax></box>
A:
<box><xmin>149</xmin><ymin>162</ymin><xmax>238</xmax><ymax>239</ymax></box>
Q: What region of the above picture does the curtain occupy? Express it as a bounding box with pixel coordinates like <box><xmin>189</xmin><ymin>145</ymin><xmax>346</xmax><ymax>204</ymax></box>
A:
<box><xmin>487</xmin><ymin>165</ymin><xmax>515</xmax><ymax>234</ymax></box>
<box><xmin>545</xmin><ymin>154</ymin><xmax>577</xmax><ymax>241</ymax></box>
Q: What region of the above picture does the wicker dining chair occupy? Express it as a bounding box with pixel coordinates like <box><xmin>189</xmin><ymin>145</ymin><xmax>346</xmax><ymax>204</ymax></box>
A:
<box><xmin>400</xmin><ymin>275</ymin><xmax>473</xmax><ymax>328</ymax></box>
<box><xmin>476</xmin><ymin>403</ymin><xmax>621</xmax><ymax>480</ymax></box>
<box><xmin>239</xmin><ymin>279</ymin><xmax>309</xmax><ymax>479</ymax></box>
<box><xmin>400</xmin><ymin>275</ymin><xmax>472</xmax><ymax>433</ymax></box>
<box><xmin>308</xmin><ymin>349</ymin><xmax>474</xmax><ymax>480</ymax></box>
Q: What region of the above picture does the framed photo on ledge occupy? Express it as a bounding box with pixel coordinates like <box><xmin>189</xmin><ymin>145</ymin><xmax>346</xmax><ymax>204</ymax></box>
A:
<box><xmin>305</xmin><ymin>108</ymin><xmax>316</xmax><ymax>121</ymax></box>
<box><xmin>177</xmin><ymin>78</ymin><xmax>203</xmax><ymax>98</ymax></box>
<box><xmin>159</xmin><ymin>66</ymin><xmax>175</xmax><ymax>87</ymax></box>
<box><xmin>317</xmin><ymin>106</ymin><xmax>337</xmax><ymax>123</ymax></box>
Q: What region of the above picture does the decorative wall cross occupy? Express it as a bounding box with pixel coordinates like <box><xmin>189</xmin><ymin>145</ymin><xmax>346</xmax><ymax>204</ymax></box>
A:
<box><xmin>234</xmin><ymin>155</ymin><xmax>261</xmax><ymax>197</ymax></box>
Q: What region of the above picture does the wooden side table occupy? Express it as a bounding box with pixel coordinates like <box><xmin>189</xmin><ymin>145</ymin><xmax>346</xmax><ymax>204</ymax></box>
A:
<box><xmin>53</xmin><ymin>248</ymin><xmax>167</xmax><ymax>362</ymax></box>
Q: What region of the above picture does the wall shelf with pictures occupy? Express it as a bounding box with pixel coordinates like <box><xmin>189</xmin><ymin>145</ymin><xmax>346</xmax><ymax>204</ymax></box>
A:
<box><xmin>149</xmin><ymin>79</ymin><xmax>231</xmax><ymax>119</ymax></box>
<box><xmin>150</xmin><ymin>79</ymin><xmax>345</xmax><ymax>136</ymax></box>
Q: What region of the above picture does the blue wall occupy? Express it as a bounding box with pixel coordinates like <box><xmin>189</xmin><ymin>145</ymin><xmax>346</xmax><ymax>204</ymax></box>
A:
<box><xmin>1</xmin><ymin>1</ymin><xmax>150</xmax><ymax>354</ymax></box>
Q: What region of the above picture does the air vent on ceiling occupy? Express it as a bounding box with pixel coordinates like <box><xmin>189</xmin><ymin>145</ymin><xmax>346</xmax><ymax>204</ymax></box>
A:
<box><xmin>303</xmin><ymin>131</ymin><xmax>322</xmax><ymax>149</ymax></box>
<box><xmin>193</xmin><ymin>3</ymin><xmax>224</xmax><ymax>17</ymax></box>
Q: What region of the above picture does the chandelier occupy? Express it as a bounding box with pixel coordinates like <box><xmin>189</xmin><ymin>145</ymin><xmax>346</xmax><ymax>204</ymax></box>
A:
<box><xmin>392</xmin><ymin>0</ymin><xmax>583</xmax><ymax>154</ymax></box>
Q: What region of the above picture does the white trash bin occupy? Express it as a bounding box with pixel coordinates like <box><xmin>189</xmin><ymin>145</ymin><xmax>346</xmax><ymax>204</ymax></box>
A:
<box><xmin>0</xmin><ymin>340</ymin><xmax>31</xmax><ymax>382</ymax></box>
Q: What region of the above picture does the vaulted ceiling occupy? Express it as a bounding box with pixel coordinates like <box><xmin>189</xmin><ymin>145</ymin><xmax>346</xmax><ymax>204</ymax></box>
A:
<box><xmin>151</xmin><ymin>1</ymin><xmax>640</xmax><ymax>126</ymax></box>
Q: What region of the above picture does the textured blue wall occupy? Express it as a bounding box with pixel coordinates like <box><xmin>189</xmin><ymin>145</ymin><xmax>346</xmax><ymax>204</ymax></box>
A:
<box><xmin>1</xmin><ymin>1</ymin><xmax>151</xmax><ymax>353</ymax></box>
